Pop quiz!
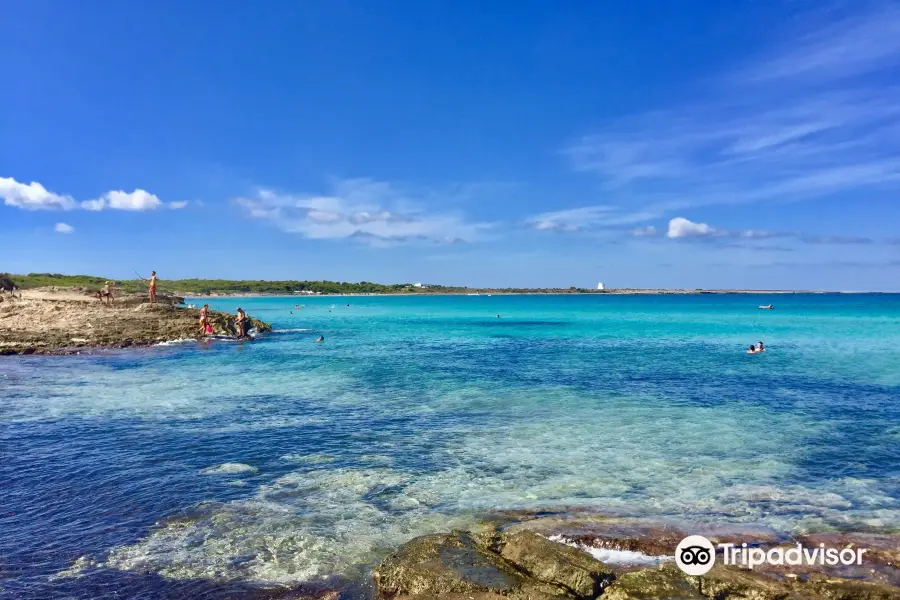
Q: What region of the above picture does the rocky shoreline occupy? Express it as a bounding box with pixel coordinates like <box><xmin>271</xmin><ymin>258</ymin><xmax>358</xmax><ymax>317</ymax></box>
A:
<box><xmin>367</xmin><ymin>512</ymin><xmax>900</xmax><ymax>600</ymax></box>
<box><xmin>0</xmin><ymin>288</ymin><xmax>271</xmax><ymax>355</ymax></box>
<box><xmin>249</xmin><ymin>512</ymin><xmax>899</xmax><ymax>600</ymax></box>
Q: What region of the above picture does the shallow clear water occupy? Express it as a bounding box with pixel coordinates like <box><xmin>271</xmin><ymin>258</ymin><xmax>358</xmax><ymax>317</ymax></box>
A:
<box><xmin>2</xmin><ymin>294</ymin><xmax>899</xmax><ymax>598</ymax></box>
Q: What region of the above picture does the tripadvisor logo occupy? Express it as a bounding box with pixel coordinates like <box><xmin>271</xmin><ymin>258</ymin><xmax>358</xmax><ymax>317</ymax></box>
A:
<box><xmin>675</xmin><ymin>535</ymin><xmax>868</xmax><ymax>575</ymax></box>
<box><xmin>675</xmin><ymin>535</ymin><xmax>716</xmax><ymax>575</ymax></box>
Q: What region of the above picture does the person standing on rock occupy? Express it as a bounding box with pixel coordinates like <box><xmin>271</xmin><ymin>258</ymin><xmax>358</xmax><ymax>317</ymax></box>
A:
<box><xmin>235</xmin><ymin>307</ymin><xmax>248</xmax><ymax>338</ymax></box>
<box><xmin>137</xmin><ymin>271</ymin><xmax>158</xmax><ymax>304</ymax></box>
<box><xmin>96</xmin><ymin>281</ymin><xmax>114</xmax><ymax>305</ymax></box>
<box><xmin>148</xmin><ymin>271</ymin><xmax>157</xmax><ymax>304</ymax></box>
<box><xmin>199</xmin><ymin>304</ymin><xmax>212</xmax><ymax>335</ymax></box>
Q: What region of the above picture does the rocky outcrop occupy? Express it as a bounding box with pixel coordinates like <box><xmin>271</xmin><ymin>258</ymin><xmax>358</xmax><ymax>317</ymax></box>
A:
<box><xmin>373</xmin><ymin>524</ymin><xmax>900</xmax><ymax>600</ymax></box>
<box><xmin>374</xmin><ymin>530</ymin><xmax>614</xmax><ymax>600</ymax></box>
<box><xmin>0</xmin><ymin>288</ymin><xmax>271</xmax><ymax>355</ymax></box>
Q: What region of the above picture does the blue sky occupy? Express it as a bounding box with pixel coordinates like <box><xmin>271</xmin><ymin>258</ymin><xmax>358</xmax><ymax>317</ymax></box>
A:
<box><xmin>2</xmin><ymin>1</ymin><xmax>899</xmax><ymax>290</ymax></box>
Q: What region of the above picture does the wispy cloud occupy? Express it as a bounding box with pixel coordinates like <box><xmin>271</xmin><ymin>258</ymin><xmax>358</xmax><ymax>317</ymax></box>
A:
<box><xmin>1</xmin><ymin>176</ymin><xmax>166</xmax><ymax>212</ymax></box>
<box><xmin>748</xmin><ymin>259</ymin><xmax>900</xmax><ymax>270</ymax></box>
<box><xmin>526</xmin><ymin>205</ymin><xmax>656</xmax><ymax>232</ymax></box>
<box><xmin>661</xmin><ymin>216</ymin><xmax>879</xmax><ymax>248</ymax></box>
<box><xmin>630</xmin><ymin>225</ymin><xmax>657</xmax><ymax>237</ymax></box>
<box><xmin>563</xmin><ymin>4</ymin><xmax>900</xmax><ymax>222</ymax></box>
<box><xmin>168</xmin><ymin>201</ymin><xmax>189</xmax><ymax>210</ymax></box>
<box><xmin>54</xmin><ymin>222</ymin><xmax>74</xmax><ymax>234</ymax></box>
<box><xmin>800</xmin><ymin>235</ymin><xmax>873</xmax><ymax>245</ymax></box>
<box><xmin>741</xmin><ymin>3</ymin><xmax>900</xmax><ymax>84</ymax></box>
<box><xmin>234</xmin><ymin>178</ymin><xmax>491</xmax><ymax>246</ymax></box>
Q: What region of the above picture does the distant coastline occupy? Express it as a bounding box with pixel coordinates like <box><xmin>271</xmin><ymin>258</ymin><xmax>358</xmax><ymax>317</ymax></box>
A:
<box><xmin>5</xmin><ymin>273</ymin><xmax>890</xmax><ymax>298</ymax></box>
<box><xmin>188</xmin><ymin>289</ymin><xmax>863</xmax><ymax>298</ymax></box>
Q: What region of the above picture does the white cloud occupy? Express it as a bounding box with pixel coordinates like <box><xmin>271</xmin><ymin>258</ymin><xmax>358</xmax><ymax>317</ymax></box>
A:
<box><xmin>630</xmin><ymin>225</ymin><xmax>657</xmax><ymax>237</ymax></box>
<box><xmin>54</xmin><ymin>222</ymin><xmax>74</xmax><ymax>234</ymax></box>
<box><xmin>667</xmin><ymin>217</ymin><xmax>715</xmax><ymax>238</ymax></box>
<box><xmin>234</xmin><ymin>178</ymin><xmax>490</xmax><ymax>245</ymax></box>
<box><xmin>0</xmin><ymin>177</ymin><xmax>76</xmax><ymax>210</ymax></box>
<box><xmin>1</xmin><ymin>176</ymin><xmax>166</xmax><ymax>213</ymax></box>
<box><xmin>169</xmin><ymin>201</ymin><xmax>188</xmax><ymax>210</ymax></box>
<box><xmin>82</xmin><ymin>189</ymin><xmax>162</xmax><ymax>211</ymax></box>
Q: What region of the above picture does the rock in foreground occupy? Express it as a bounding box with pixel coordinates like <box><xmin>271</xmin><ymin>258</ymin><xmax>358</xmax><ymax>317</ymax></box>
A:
<box><xmin>374</xmin><ymin>527</ymin><xmax>900</xmax><ymax>600</ymax></box>
<box><xmin>375</xmin><ymin>530</ymin><xmax>614</xmax><ymax>600</ymax></box>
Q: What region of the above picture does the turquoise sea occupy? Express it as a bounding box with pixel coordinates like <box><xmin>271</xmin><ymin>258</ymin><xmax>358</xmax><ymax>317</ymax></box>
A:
<box><xmin>2</xmin><ymin>294</ymin><xmax>899</xmax><ymax>598</ymax></box>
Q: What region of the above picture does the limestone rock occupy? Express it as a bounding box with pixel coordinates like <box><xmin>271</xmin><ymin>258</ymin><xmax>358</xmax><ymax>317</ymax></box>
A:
<box><xmin>689</xmin><ymin>565</ymin><xmax>798</xmax><ymax>599</ymax></box>
<box><xmin>795</xmin><ymin>575</ymin><xmax>900</xmax><ymax>600</ymax></box>
<box><xmin>0</xmin><ymin>288</ymin><xmax>271</xmax><ymax>354</ymax></box>
<box><xmin>374</xmin><ymin>532</ymin><xmax>525</xmax><ymax>598</ymax></box>
<box><xmin>500</xmin><ymin>530</ymin><xmax>614</xmax><ymax>598</ymax></box>
<box><xmin>602</xmin><ymin>563</ymin><xmax>702</xmax><ymax>600</ymax></box>
<box><xmin>374</xmin><ymin>530</ymin><xmax>617</xmax><ymax>600</ymax></box>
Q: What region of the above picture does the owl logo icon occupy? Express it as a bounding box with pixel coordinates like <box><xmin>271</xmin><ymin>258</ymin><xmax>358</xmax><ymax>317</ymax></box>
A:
<box><xmin>675</xmin><ymin>535</ymin><xmax>716</xmax><ymax>575</ymax></box>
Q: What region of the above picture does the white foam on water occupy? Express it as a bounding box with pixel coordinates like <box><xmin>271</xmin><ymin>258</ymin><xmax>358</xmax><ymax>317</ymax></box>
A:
<box><xmin>49</xmin><ymin>555</ymin><xmax>97</xmax><ymax>580</ymax></box>
<box><xmin>279</xmin><ymin>453</ymin><xmax>337</xmax><ymax>464</ymax></box>
<box><xmin>200</xmin><ymin>463</ymin><xmax>258</xmax><ymax>475</ymax></box>
<box><xmin>273</xmin><ymin>328</ymin><xmax>312</xmax><ymax>333</ymax></box>
<box><xmin>156</xmin><ymin>338</ymin><xmax>197</xmax><ymax>346</ymax></box>
<box><xmin>547</xmin><ymin>535</ymin><xmax>670</xmax><ymax>566</ymax></box>
<box><xmin>104</xmin><ymin>467</ymin><xmax>475</xmax><ymax>584</ymax></box>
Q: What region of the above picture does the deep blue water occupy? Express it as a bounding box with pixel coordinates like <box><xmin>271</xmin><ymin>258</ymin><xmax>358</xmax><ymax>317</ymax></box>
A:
<box><xmin>1</xmin><ymin>294</ymin><xmax>898</xmax><ymax>598</ymax></box>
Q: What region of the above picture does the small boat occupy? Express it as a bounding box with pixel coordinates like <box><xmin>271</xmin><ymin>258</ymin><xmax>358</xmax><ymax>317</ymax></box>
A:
<box><xmin>758</xmin><ymin>304</ymin><xmax>774</xmax><ymax>310</ymax></box>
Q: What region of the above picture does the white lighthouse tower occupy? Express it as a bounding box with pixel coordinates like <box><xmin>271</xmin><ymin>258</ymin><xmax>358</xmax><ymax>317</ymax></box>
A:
<box><xmin>597</xmin><ymin>282</ymin><xmax>605</xmax><ymax>290</ymax></box>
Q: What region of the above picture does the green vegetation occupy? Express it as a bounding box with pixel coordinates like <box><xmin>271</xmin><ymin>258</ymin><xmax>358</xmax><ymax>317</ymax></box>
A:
<box><xmin>7</xmin><ymin>273</ymin><xmax>604</xmax><ymax>295</ymax></box>
<box><xmin>155</xmin><ymin>278</ymin><xmax>433</xmax><ymax>295</ymax></box>
<box><xmin>8</xmin><ymin>273</ymin><xmax>147</xmax><ymax>292</ymax></box>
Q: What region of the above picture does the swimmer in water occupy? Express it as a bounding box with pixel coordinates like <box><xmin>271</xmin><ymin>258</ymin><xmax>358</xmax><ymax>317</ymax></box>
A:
<box><xmin>757</xmin><ymin>341</ymin><xmax>765</xmax><ymax>352</ymax></box>
<box><xmin>747</xmin><ymin>344</ymin><xmax>757</xmax><ymax>354</ymax></box>
<box><xmin>316</xmin><ymin>336</ymin><xmax>324</xmax><ymax>343</ymax></box>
